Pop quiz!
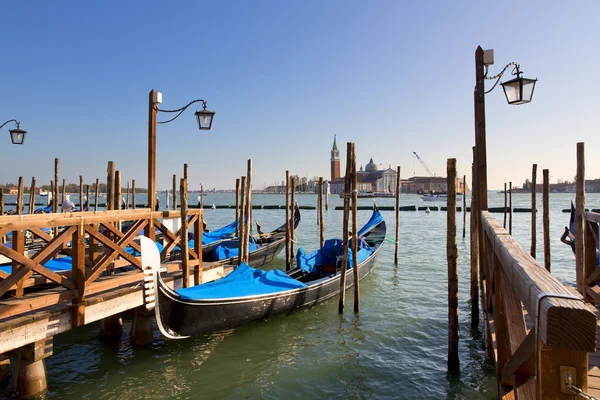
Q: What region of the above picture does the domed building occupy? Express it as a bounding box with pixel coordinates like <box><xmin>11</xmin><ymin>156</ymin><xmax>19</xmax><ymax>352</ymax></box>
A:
<box><xmin>328</xmin><ymin>136</ymin><xmax>398</xmax><ymax>195</ymax></box>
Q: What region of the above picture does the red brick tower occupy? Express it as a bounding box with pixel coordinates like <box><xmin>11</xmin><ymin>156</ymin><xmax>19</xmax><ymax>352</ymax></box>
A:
<box><xmin>330</xmin><ymin>134</ymin><xmax>340</xmax><ymax>181</ymax></box>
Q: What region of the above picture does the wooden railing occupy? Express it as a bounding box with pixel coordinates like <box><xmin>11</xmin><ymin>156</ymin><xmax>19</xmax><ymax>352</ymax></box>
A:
<box><xmin>480</xmin><ymin>211</ymin><xmax>597</xmax><ymax>398</ymax></box>
<box><xmin>0</xmin><ymin>208</ymin><xmax>203</xmax><ymax>326</ymax></box>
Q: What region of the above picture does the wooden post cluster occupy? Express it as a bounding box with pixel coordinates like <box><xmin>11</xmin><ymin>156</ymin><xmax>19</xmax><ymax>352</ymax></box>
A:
<box><xmin>319</xmin><ymin>177</ymin><xmax>324</xmax><ymax>249</ymax></box>
<box><xmin>447</xmin><ymin>158</ymin><xmax>459</xmax><ymax>371</ymax></box>
<box><xmin>531</xmin><ymin>164</ymin><xmax>537</xmax><ymax>258</ymax></box>
<box><xmin>394</xmin><ymin>166</ymin><xmax>401</xmax><ymax>264</ymax></box>
<box><xmin>543</xmin><ymin>169</ymin><xmax>550</xmax><ymax>272</ymax></box>
<box><xmin>338</xmin><ymin>142</ymin><xmax>354</xmax><ymax>314</ymax></box>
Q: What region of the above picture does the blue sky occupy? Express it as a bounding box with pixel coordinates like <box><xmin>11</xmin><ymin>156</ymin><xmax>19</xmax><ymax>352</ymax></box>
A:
<box><xmin>1</xmin><ymin>1</ymin><xmax>599</xmax><ymax>190</ymax></box>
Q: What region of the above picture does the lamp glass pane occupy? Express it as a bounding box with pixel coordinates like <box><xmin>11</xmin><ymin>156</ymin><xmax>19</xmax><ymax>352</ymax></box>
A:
<box><xmin>521</xmin><ymin>79</ymin><xmax>536</xmax><ymax>103</ymax></box>
<box><xmin>10</xmin><ymin>129</ymin><xmax>26</xmax><ymax>144</ymax></box>
<box><xmin>503</xmin><ymin>80</ymin><xmax>521</xmax><ymax>104</ymax></box>
<box><xmin>196</xmin><ymin>111</ymin><xmax>215</xmax><ymax>130</ymax></box>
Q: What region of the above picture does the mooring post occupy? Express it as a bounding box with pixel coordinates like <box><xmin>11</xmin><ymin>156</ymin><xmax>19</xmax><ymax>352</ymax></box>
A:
<box><xmin>238</xmin><ymin>176</ymin><xmax>246</xmax><ymax>266</ymax></box>
<box><xmin>543</xmin><ymin>169</ymin><xmax>551</xmax><ymax>272</ymax></box>
<box><xmin>53</xmin><ymin>158</ymin><xmax>59</xmax><ymax>214</ymax></box>
<box><xmin>131</xmin><ymin>179</ymin><xmax>136</xmax><ymax>210</ymax></box>
<box><xmin>503</xmin><ymin>182</ymin><xmax>507</xmax><ymax>229</ymax></box>
<box><xmin>285</xmin><ymin>171</ymin><xmax>290</xmax><ymax>270</ymax></box>
<box><xmin>447</xmin><ymin>158</ymin><xmax>459</xmax><ymax>371</ymax></box>
<box><xmin>235</xmin><ymin>178</ymin><xmax>240</xmax><ymax>236</ymax></box>
<box><xmin>351</xmin><ymin>143</ymin><xmax>360</xmax><ymax>312</ymax></box>
<box><xmin>200</xmin><ymin>184</ymin><xmax>204</xmax><ymax>210</ymax></box>
<box><xmin>125</xmin><ymin>181</ymin><xmax>130</xmax><ymax>209</ymax></box>
<box><xmin>94</xmin><ymin>178</ymin><xmax>99</xmax><ymax>211</ymax></box>
<box><xmin>509</xmin><ymin>181</ymin><xmax>512</xmax><ymax>235</ymax></box>
<box><xmin>245</xmin><ymin>160</ymin><xmax>253</xmax><ymax>255</ymax></box>
<box><xmin>107</xmin><ymin>162</ymin><xmax>114</xmax><ymax>211</ymax></box>
<box><xmin>531</xmin><ymin>164</ymin><xmax>537</xmax><ymax>258</ymax></box>
<box><xmin>325</xmin><ymin>181</ymin><xmax>329</xmax><ymax>211</ymax></box>
<box><xmin>575</xmin><ymin>143</ymin><xmax>585</xmax><ymax>295</ymax></box>
<box><xmin>462</xmin><ymin>175</ymin><xmax>466</xmax><ymax>239</ymax></box>
<box><xmin>319</xmin><ymin>177</ymin><xmax>324</xmax><ymax>249</ymax></box>
<box><xmin>394</xmin><ymin>166</ymin><xmax>401</xmax><ymax>264</ymax></box>
<box><xmin>181</xmin><ymin>177</ymin><xmax>190</xmax><ymax>288</ymax></box>
<box><xmin>338</xmin><ymin>142</ymin><xmax>353</xmax><ymax>314</ymax></box>
<box><xmin>78</xmin><ymin>175</ymin><xmax>83</xmax><ymax>212</ymax></box>
<box><xmin>470</xmin><ymin>148</ymin><xmax>480</xmax><ymax>330</ymax></box>
<box><xmin>15</xmin><ymin>177</ymin><xmax>23</xmax><ymax>213</ymax></box>
<box><xmin>0</xmin><ymin>187</ymin><xmax>4</xmax><ymax>215</ymax></box>
<box><xmin>172</xmin><ymin>174</ymin><xmax>177</xmax><ymax>211</ymax></box>
<box><xmin>115</xmin><ymin>171</ymin><xmax>122</xmax><ymax>210</ymax></box>
<box><xmin>61</xmin><ymin>179</ymin><xmax>66</xmax><ymax>210</ymax></box>
<box><xmin>29</xmin><ymin>177</ymin><xmax>36</xmax><ymax>215</ymax></box>
<box><xmin>290</xmin><ymin>176</ymin><xmax>295</xmax><ymax>265</ymax></box>
<box><xmin>85</xmin><ymin>184</ymin><xmax>90</xmax><ymax>212</ymax></box>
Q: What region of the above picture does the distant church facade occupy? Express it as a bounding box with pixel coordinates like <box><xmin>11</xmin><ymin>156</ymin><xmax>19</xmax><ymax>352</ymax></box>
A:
<box><xmin>328</xmin><ymin>135</ymin><xmax>398</xmax><ymax>195</ymax></box>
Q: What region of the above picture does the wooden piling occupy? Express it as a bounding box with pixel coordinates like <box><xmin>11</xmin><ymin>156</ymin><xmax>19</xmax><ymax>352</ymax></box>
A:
<box><xmin>94</xmin><ymin>179</ymin><xmax>99</xmax><ymax>211</ymax></box>
<box><xmin>290</xmin><ymin>176</ymin><xmax>295</xmax><ymax>265</ymax></box>
<box><xmin>61</xmin><ymin>179</ymin><xmax>66</xmax><ymax>210</ymax></box>
<box><xmin>107</xmin><ymin>162</ymin><xmax>114</xmax><ymax>211</ymax></box>
<box><xmin>49</xmin><ymin>181</ymin><xmax>54</xmax><ymax>212</ymax></box>
<box><xmin>238</xmin><ymin>176</ymin><xmax>246</xmax><ymax>266</ymax></box>
<box><xmin>325</xmin><ymin>182</ymin><xmax>329</xmax><ymax>211</ymax></box>
<box><xmin>17</xmin><ymin>177</ymin><xmax>24</xmax><ymax>214</ymax></box>
<box><xmin>183</xmin><ymin>164</ymin><xmax>188</xmax><ymax>181</ymax></box>
<box><xmin>172</xmin><ymin>174</ymin><xmax>177</xmax><ymax>210</ymax></box>
<box><xmin>319</xmin><ymin>177</ymin><xmax>324</xmax><ymax>249</ymax></box>
<box><xmin>180</xmin><ymin>177</ymin><xmax>190</xmax><ymax>288</ymax></box>
<box><xmin>575</xmin><ymin>143</ymin><xmax>585</xmax><ymax>295</ymax></box>
<box><xmin>131</xmin><ymin>180</ymin><xmax>136</xmax><ymax>210</ymax></box>
<box><xmin>115</xmin><ymin>171</ymin><xmax>122</xmax><ymax>210</ymax></box>
<box><xmin>543</xmin><ymin>169</ymin><xmax>551</xmax><ymax>272</ymax></box>
<box><xmin>470</xmin><ymin>149</ymin><xmax>479</xmax><ymax>329</ymax></box>
<box><xmin>503</xmin><ymin>182</ymin><xmax>507</xmax><ymax>229</ymax></box>
<box><xmin>394</xmin><ymin>166</ymin><xmax>401</xmax><ymax>264</ymax></box>
<box><xmin>285</xmin><ymin>171</ymin><xmax>291</xmax><ymax>270</ymax></box>
<box><xmin>447</xmin><ymin>158</ymin><xmax>459</xmax><ymax>371</ymax></box>
<box><xmin>351</xmin><ymin>144</ymin><xmax>359</xmax><ymax>312</ymax></box>
<box><xmin>338</xmin><ymin>143</ymin><xmax>353</xmax><ymax>314</ymax></box>
<box><xmin>235</xmin><ymin>178</ymin><xmax>240</xmax><ymax>236</ymax></box>
<box><xmin>462</xmin><ymin>175</ymin><xmax>466</xmax><ymax>239</ymax></box>
<box><xmin>85</xmin><ymin>184</ymin><xmax>90</xmax><ymax>212</ymax></box>
<box><xmin>245</xmin><ymin>159</ymin><xmax>253</xmax><ymax>258</ymax></box>
<box><xmin>78</xmin><ymin>176</ymin><xmax>83</xmax><ymax>212</ymax></box>
<box><xmin>29</xmin><ymin>178</ymin><xmax>36</xmax><ymax>215</ymax></box>
<box><xmin>200</xmin><ymin>184</ymin><xmax>204</xmax><ymax>209</ymax></box>
<box><xmin>0</xmin><ymin>188</ymin><xmax>4</xmax><ymax>215</ymax></box>
<box><xmin>531</xmin><ymin>164</ymin><xmax>537</xmax><ymax>258</ymax></box>
<box><xmin>53</xmin><ymin>158</ymin><xmax>59</xmax><ymax>213</ymax></box>
<box><xmin>125</xmin><ymin>181</ymin><xmax>130</xmax><ymax>209</ymax></box>
<box><xmin>509</xmin><ymin>182</ymin><xmax>512</xmax><ymax>235</ymax></box>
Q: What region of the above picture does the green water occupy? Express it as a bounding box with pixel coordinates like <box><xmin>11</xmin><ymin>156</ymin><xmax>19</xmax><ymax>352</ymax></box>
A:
<box><xmin>1</xmin><ymin>192</ymin><xmax>589</xmax><ymax>399</ymax></box>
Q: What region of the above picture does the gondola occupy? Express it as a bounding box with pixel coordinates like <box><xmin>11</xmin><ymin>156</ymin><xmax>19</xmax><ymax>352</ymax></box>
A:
<box><xmin>141</xmin><ymin>204</ymin><xmax>384</xmax><ymax>339</ymax></box>
<box><xmin>199</xmin><ymin>204</ymin><xmax>301</xmax><ymax>269</ymax></box>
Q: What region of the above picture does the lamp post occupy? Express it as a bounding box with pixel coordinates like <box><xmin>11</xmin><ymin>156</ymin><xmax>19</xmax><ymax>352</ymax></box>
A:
<box><xmin>473</xmin><ymin>46</ymin><xmax>537</xmax><ymax>358</ymax></box>
<box><xmin>145</xmin><ymin>89</ymin><xmax>215</xmax><ymax>240</ymax></box>
<box><xmin>1</xmin><ymin>119</ymin><xmax>27</xmax><ymax>145</ymax></box>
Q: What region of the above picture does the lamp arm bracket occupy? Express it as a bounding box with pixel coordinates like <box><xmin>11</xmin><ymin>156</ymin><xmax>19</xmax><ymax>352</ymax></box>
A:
<box><xmin>0</xmin><ymin>119</ymin><xmax>19</xmax><ymax>130</ymax></box>
<box><xmin>157</xmin><ymin>99</ymin><xmax>207</xmax><ymax>125</ymax></box>
<box><xmin>484</xmin><ymin>62</ymin><xmax>520</xmax><ymax>94</ymax></box>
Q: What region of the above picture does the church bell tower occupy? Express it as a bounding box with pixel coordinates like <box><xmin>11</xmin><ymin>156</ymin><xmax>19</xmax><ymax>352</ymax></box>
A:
<box><xmin>330</xmin><ymin>134</ymin><xmax>340</xmax><ymax>180</ymax></box>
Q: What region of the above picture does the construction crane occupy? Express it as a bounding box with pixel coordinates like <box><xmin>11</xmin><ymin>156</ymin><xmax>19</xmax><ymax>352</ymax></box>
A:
<box><xmin>413</xmin><ymin>152</ymin><xmax>436</xmax><ymax>177</ymax></box>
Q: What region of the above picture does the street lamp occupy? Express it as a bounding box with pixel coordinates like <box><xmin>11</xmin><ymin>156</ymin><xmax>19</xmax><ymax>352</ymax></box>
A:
<box><xmin>0</xmin><ymin>119</ymin><xmax>27</xmax><ymax>145</ymax></box>
<box><xmin>145</xmin><ymin>89</ymin><xmax>215</xmax><ymax>240</ymax></box>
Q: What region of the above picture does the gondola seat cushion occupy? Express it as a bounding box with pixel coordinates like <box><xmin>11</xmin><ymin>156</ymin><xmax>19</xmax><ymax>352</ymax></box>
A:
<box><xmin>213</xmin><ymin>237</ymin><xmax>258</xmax><ymax>260</ymax></box>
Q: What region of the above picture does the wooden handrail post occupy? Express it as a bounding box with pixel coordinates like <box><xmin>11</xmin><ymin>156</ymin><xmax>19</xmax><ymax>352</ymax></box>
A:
<box><xmin>447</xmin><ymin>158</ymin><xmax>459</xmax><ymax>371</ymax></box>
<box><xmin>72</xmin><ymin>223</ymin><xmax>86</xmax><ymax>327</ymax></box>
<box><xmin>576</xmin><ymin>143</ymin><xmax>585</xmax><ymax>295</ymax></box>
<box><xmin>531</xmin><ymin>164</ymin><xmax>537</xmax><ymax>258</ymax></box>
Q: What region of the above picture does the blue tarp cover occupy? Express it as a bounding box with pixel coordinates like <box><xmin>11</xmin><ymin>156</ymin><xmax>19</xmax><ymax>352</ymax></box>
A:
<box><xmin>176</xmin><ymin>262</ymin><xmax>307</xmax><ymax>300</ymax></box>
<box><xmin>296</xmin><ymin>238</ymin><xmax>373</xmax><ymax>274</ymax></box>
<box><xmin>357</xmin><ymin>209</ymin><xmax>383</xmax><ymax>237</ymax></box>
<box><xmin>213</xmin><ymin>237</ymin><xmax>258</xmax><ymax>260</ymax></box>
<box><xmin>0</xmin><ymin>256</ymin><xmax>73</xmax><ymax>275</ymax></box>
<box><xmin>202</xmin><ymin>220</ymin><xmax>236</xmax><ymax>245</ymax></box>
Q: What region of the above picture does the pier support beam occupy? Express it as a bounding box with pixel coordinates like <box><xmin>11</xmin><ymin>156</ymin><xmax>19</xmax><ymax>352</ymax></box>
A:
<box><xmin>100</xmin><ymin>316</ymin><xmax>123</xmax><ymax>339</ymax></box>
<box><xmin>0</xmin><ymin>355</ymin><xmax>10</xmax><ymax>383</ymax></box>
<box><xmin>130</xmin><ymin>308</ymin><xmax>154</xmax><ymax>346</ymax></box>
<box><xmin>14</xmin><ymin>339</ymin><xmax>51</xmax><ymax>400</ymax></box>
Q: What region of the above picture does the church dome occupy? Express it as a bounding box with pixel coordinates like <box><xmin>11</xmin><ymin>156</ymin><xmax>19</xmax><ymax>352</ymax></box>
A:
<box><xmin>365</xmin><ymin>157</ymin><xmax>378</xmax><ymax>172</ymax></box>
